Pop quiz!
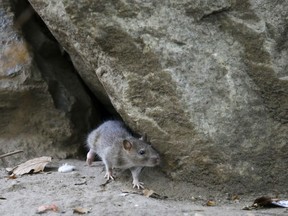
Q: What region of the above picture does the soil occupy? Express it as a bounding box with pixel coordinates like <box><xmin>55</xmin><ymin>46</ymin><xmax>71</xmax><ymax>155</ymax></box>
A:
<box><xmin>0</xmin><ymin>159</ymin><xmax>287</xmax><ymax>216</ymax></box>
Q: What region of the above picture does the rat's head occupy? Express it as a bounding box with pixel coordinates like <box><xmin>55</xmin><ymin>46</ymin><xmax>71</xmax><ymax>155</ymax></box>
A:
<box><xmin>122</xmin><ymin>136</ymin><xmax>160</xmax><ymax>167</ymax></box>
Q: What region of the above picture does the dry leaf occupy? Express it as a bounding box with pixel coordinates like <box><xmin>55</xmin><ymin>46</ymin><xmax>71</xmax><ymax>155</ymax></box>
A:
<box><xmin>206</xmin><ymin>200</ymin><xmax>216</xmax><ymax>206</ymax></box>
<box><xmin>142</xmin><ymin>189</ymin><xmax>168</xmax><ymax>199</ymax></box>
<box><xmin>227</xmin><ymin>193</ymin><xmax>240</xmax><ymax>201</ymax></box>
<box><xmin>243</xmin><ymin>196</ymin><xmax>285</xmax><ymax>210</ymax></box>
<box><xmin>36</xmin><ymin>204</ymin><xmax>59</xmax><ymax>214</ymax></box>
<box><xmin>7</xmin><ymin>174</ymin><xmax>17</xmax><ymax>179</ymax></box>
<box><xmin>73</xmin><ymin>207</ymin><xmax>90</xmax><ymax>214</ymax></box>
<box><xmin>143</xmin><ymin>189</ymin><xmax>155</xmax><ymax>198</ymax></box>
<box><xmin>231</xmin><ymin>194</ymin><xmax>240</xmax><ymax>201</ymax></box>
<box><xmin>253</xmin><ymin>196</ymin><xmax>274</xmax><ymax>207</ymax></box>
<box><xmin>12</xmin><ymin>156</ymin><xmax>52</xmax><ymax>176</ymax></box>
<box><xmin>5</xmin><ymin>167</ymin><xmax>15</xmax><ymax>174</ymax></box>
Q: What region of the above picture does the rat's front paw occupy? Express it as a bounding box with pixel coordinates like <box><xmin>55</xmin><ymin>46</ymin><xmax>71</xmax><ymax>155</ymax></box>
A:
<box><xmin>132</xmin><ymin>180</ymin><xmax>144</xmax><ymax>189</ymax></box>
<box><xmin>104</xmin><ymin>171</ymin><xmax>114</xmax><ymax>180</ymax></box>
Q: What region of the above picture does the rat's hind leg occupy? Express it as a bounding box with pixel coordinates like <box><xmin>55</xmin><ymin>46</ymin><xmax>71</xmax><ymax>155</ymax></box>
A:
<box><xmin>103</xmin><ymin>160</ymin><xmax>114</xmax><ymax>180</ymax></box>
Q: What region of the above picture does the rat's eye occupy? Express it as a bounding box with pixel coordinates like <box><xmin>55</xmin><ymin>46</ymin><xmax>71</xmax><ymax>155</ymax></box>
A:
<box><xmin>138</xmin><ymin>149</ymin><xmax>145</xmax><ymax>155</ymax></box>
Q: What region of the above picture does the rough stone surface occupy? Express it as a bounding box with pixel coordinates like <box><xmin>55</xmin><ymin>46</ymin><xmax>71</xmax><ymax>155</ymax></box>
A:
<box><xmin>0</xmin><ymin>0</ymin><xmax>99</xmax><ymax>167</ymax></box>
<box><xmin>27</xmin><ymin>0</ymin><xmax>288</xmax><ymax>192</ymax></box>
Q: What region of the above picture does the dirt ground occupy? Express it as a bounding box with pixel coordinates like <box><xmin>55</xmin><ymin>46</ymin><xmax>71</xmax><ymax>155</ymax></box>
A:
<box><xmin>0</xmin><ymin>159</ymin><xmax>287</xmax><ymax>216</ymax></box>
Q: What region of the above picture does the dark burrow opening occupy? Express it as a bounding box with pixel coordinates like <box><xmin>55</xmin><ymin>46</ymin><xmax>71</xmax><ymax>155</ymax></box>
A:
<box><xmin>11</xmin><ymin>0</ymin><xmax>121</xmax><ymax>159</ymax></box>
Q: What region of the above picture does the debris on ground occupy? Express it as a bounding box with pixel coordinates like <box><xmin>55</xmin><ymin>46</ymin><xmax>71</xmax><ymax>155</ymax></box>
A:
<box><xmin>7</xmin><ymin>156</ymin><xmax>52</xmax><ymax>176</ymax></box>
<box><xmin>206</xmin><ymin>200</ymin><xmax>216</xmax><ymax>206</ymax></box>
<box><xmin>73</xmin><ymin>207</ymin><xmax>90</xmax><ymax>214</ymax></box>
<box><xmin>227</xmin><ymin>193</ymin><xmax>240</xmax><ymax>202</ymax></box>
<box><xmin>142</xmin><ymin>189</ymin><xmax>168</xmax><ymax>199</ymax></box>
<box><xmin>243</xmin><ymin>196</ymin><xmax>288</xmax><ymax>210</ymax></box>
<box><xmin>74</xmin><ymin>179</ymin><xmax>87</xmax><ymax>186</ymax></box>
<box><xmin>0</xmin><ymin>150</ymin><xmax>24</xmax><ymax>159</ymax></box>
<box><xmin>36</xmin><ymin>204</ymin><xmax>59</xmax><ymax>214</ymax></box>
<box><xmin>120</xmin><ymin>189</ymin><xmax>168</xmax><ymax>200</ymax></box>
<box><xmin>58</xmin><ymin>163</ymin><xmax>76</xmax><ymax>173</ymax></box>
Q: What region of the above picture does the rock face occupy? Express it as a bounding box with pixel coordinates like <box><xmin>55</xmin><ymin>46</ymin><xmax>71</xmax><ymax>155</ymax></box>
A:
<box><xmin>26</xmin><ymin>0</ymin><xmax>288</xmax><ymax>192</ymax></box>
<box><xmin>0</xmin><ymin>0</ymin><xmax>99</xmax><ymax>166</ymax></box>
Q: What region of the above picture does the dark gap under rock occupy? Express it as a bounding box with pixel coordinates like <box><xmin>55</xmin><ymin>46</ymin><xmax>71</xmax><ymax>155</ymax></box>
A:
<box><xmin>11</xmin><ymin>0</ymin><xmax>120</xmax><ymax>158</ymax></box>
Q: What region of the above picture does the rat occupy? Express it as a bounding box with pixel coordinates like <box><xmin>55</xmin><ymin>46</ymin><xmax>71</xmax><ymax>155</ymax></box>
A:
<box><xmin>86</xmin><ymin>120</ymin><xmax>160</xmax><ymax>189</ymax></box>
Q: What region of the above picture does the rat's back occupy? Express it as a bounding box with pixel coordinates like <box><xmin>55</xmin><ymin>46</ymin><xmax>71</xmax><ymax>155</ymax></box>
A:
<box><xmin>97</xmin><ymin>120</ymin><xmax>128</xmax><ymax>137</ymax></box>
<box><xmin>87</xmin><ymin>120</ymin><xmax>130</xmax><ymax>150</ymax></box>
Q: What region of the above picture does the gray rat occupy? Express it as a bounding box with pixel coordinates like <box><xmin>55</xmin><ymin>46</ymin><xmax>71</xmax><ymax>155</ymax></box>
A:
<box><xmin>86</xmin><ymin>120</ymin><xmax>160</xmax><ymax>189</ymax></box>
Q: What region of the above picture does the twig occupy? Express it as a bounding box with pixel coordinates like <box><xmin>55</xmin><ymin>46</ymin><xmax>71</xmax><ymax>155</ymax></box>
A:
<box><xmin>0</xmin><ymin>150</ymin><xmax>24</xmax><ymax>159</ymax></box>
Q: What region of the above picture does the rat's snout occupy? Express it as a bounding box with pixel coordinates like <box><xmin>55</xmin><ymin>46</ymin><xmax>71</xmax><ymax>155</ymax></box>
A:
<box><xmin>152</xmin><ymin>155</ymin><xmax>161</xmax><ymax>165</ymax></box>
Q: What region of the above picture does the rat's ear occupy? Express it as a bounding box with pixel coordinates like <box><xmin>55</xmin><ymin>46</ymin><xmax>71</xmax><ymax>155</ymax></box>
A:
<box><xmin>139</xmin><ymin>133</ymin><xmax>147</xmax><ymax>142</ymax></box>
<box><xmin>140</xmin><ymin>133</ymin><xmax>151</xmax><ymax>145</ymax></box>
<box><xmin>123</xmin><ymin>140</ymin><xmax>133</xmax><ymax>151</ymax></box>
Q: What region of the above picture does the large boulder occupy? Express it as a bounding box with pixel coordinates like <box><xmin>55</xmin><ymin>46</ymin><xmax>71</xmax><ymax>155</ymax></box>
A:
<box><xmin>27</xmin><ymin>0</ymin><xmax>288</xmax><ymax>192</ymax></box>
<box><xmin>0</xmin><ymin>0</ymin><xmax>99</xmax><ymax>167</ymax></box>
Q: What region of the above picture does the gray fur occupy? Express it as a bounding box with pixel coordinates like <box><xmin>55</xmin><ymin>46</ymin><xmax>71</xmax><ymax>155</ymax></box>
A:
<box><xmin>86</xmin><ymin>120</ymin><xmax>160</xmax><ymax>189</ymax></box>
